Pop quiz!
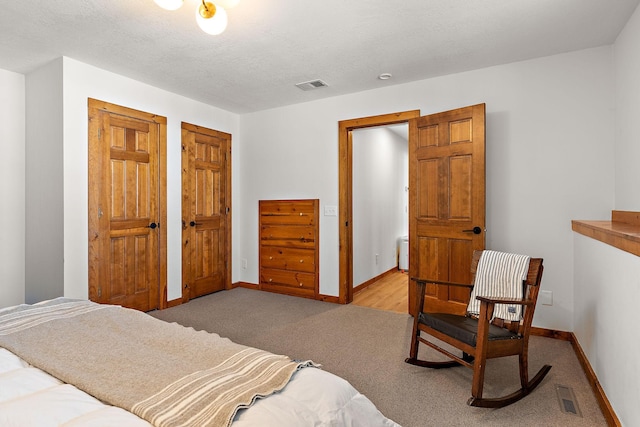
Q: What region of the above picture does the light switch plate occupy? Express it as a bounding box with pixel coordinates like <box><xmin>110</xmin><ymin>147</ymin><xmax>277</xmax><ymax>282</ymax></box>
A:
<box><xmin>324</xmin><ymin>205</ymin><xmax>338</xmax><ymax>216</ymax></box>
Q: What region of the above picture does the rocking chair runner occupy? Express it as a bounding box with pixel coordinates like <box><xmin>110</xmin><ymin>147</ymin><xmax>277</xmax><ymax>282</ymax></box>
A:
<box><xmin>405</xmin><ymin>250</ymin><xmax>551</xmax><ymax>408</ymax></box>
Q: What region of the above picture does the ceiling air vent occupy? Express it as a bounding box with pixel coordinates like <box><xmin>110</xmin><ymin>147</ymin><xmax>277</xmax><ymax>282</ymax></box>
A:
<box><xmin>295</xmin><ymin>79</ymin><xmax>329</xmax><ymax>91</ymax></box>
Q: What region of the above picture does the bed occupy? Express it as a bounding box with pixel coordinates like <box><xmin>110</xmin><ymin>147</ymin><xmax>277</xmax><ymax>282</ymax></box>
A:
<box><xmin>0</xmin><ymin>298</ymin><xmax>400</xmax><ymax>427</ymax></box>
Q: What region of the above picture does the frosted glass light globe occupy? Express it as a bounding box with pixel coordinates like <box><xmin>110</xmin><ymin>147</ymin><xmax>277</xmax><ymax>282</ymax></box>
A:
<box><xmin>154</xmin><ymin>0</ymin><xmax>184</xmax><ymax>11</ymax></box>
<box><xmin>196</xmin><ymin>2</ymin><xmax>228</xmax><ymax>35</ymax></box>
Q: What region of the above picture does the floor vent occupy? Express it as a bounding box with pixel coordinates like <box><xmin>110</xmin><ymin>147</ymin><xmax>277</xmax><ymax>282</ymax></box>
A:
<box><xmin>295</xmin><ymin>79</ymin><xmax>328</xmax><ymax>91</ymax></box>
<box><xmin>555</xmin><ymin>384</ymin><xmax>582</xmax><ymax>417</ymax></box>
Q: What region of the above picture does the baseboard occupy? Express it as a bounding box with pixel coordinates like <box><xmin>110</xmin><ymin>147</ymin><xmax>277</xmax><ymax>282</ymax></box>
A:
<box><xmin>232</xmin><ymin>281</ymin><xmax>341</xmax><ymax>303</ymax></box>
<box><xmin>166</xmin><ymin>297</ymin><xmax>183</xmax><ymax>308</ymax></box>
<box><xmin>165</xmin><ymin>283</ymin><xmax>256</xmax><ymax>307</ymax></box>
<box><xmin>568</xmin><ymin>332</ymin><xmax>621</xmax><ymax>426</ymax></box>
<box><xmin>532</xmin><ymin>327</ymin><xmax>620</xmax><ymax>426</ymax></box>
<box><xmin>317</xmin><ymin>294</ymin><xmax>340</xmax><ymax>303</ymax></box>
<box><xmin>233</xmin><ymin>268</ymin><xmax>398</xmax><ymax>303</ymax></box>
<box><xmin>530</xmin><ymin>326</ymin><xmax>572</xmax><ymax>341</ymax></box>
<box><xmin>232</xmin><ymin>281</ymin><xmax>258</xmax><ymax>290</ymax></box>
<box><xmin>353</xmin><ymin>267</ymin><xmax>399</xmax><ymax>294</ymax></box>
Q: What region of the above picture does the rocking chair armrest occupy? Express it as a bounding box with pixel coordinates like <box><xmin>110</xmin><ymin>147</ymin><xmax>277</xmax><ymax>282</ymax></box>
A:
<box><xmin>411</xmin><ymin>277</ymin><xmax>474</xmax><ymax>289</ymax></box>
<box><xmin>475</xmin><ymin>295</ymin><xmax>535</xmax><ymax>306</ymax></box>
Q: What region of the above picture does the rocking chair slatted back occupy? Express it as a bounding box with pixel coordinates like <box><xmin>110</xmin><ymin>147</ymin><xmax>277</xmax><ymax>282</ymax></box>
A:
<box><xmin>466</xmin><ymin>254</ymin><xmax>543</xmax><ymax>334</ymax></box>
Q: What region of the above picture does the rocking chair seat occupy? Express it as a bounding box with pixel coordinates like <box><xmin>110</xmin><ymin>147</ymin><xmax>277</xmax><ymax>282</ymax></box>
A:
<box><xmin>419</xmin><ymin>312</ymin><xmax>519</xmax><ymax>348</ymax></box>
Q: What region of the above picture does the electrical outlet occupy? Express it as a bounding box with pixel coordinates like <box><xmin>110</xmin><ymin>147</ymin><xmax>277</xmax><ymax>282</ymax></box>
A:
<box><xmin>540</xmin><ymin>290</ymin><xmax>553</xmax><ymax>306</ymax></box>
<box><xmin>241</xmin><ymin>258</ymin><xmax>247</xmax><ymax>269</ymax></box>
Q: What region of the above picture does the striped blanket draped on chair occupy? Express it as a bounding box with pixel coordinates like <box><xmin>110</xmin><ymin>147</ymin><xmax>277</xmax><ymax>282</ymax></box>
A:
<box><xmin>467</xmin><ymin>250</ymin><xmax>531</xmax><ymax>321</ymax></box>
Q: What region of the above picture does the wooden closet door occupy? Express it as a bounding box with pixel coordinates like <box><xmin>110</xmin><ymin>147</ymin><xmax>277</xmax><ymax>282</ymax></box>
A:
<box><xmin>88</xmin><ymin>99</ymin><xmax>167</xmax><ymax>312</ymax></box>
<box><xmin>181</xmin><ymin>122</ymin><xmax>231</xmax><ymax>301</ymax></box>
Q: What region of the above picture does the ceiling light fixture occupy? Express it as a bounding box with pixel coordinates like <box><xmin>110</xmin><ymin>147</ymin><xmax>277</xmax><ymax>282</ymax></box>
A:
<box><xmin>378</xmin><ymin>73</ymin><xmax>393</xmax><ymax>80</ymax></box>
<box><xmin>154</xmin><ymin>0</ymin><xmax>239</xmax><ymax>35</ymax></box>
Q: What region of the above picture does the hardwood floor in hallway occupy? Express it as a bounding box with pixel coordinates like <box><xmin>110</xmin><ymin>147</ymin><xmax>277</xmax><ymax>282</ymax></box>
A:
<box><xmin>352</xmin><ymin>270</ymin><xmax>409</xmax><ymax>314</ymax></box>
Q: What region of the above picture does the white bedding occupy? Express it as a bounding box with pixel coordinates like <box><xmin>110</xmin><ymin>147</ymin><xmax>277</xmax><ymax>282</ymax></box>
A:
<box><xmin>0</xmin><ymin>303</ymin><xmax>400</xmax><ymax>427</ymax></box>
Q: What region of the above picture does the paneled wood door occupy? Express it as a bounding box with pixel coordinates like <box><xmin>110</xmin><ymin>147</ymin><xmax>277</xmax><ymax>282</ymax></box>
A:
<box><xmin>181</xmin><ymin>122</ymin><xmax>231</xmax><ymax>302</ymax></box>
<box><xmin>88</xmin><ymin>99</ymin><xmax>167</xmax><ymax>312</ymax></box>
<box><xmin>408</xmin><ymin>104</ymin><xmax>486</xmax><ymax>316</ymax></box>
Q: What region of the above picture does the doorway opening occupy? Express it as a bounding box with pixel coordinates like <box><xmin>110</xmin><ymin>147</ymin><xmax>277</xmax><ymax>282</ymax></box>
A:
<box><xmin>338</xmin><ymin>110</ymin><xmax>420</xmax><ymax>308</ymax></box>
<box><xmin>350</xmin><ymin>124</ymin><xmax>409</xmax><ymax>313</ymax></box>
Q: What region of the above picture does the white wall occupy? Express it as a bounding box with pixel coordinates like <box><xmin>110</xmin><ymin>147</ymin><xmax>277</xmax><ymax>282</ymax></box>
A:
<box><xmin>352</xmin><ymin>126</ymin><xmax>408</xmax><ymax>286</ymax></box>
<box><xmin>239</xmin><ymin>47</ymin><xmax>614</xmax><ymax>331</ymax></box>
<box><xmin>573</xmin><ymin>235</ymin><xmax>640</xmax><ymax>425</ymax></box>
<box><xmin>7</xmin><ymin>47</ymin><xmax>615</xmax><ymax>331</ymax></box>
<box><xmin>614</xmin><ymin>3</ymin><xmax>640</xmax><ymax>211</ymax></box>
<box><xmin>0</xmin><ymin>69</ymin><xmax>26</xmax><ymax>307</ymax></box>
<box><xmin>6</xmin><ymin>55</ymin><xmax>243</xmax><ymax>306</ymax></box>
<box><xmin>571</xmin><ymin>4</ymin><xmax>640</xmax><ymax>425</ymax></box>
<box><xmin>61</xmin><ymin>57</ymin><xmax>240</xmax><ymax>301</ymax></box>
<box><xmin>24</xmin><ymin>59</ymin><xmax>64</xmax><ymax>304</ymax></box>
<box><xmin>0</xmin><ymin>57</ymin><xmax>243</xmax><ymax>305</ymax></box>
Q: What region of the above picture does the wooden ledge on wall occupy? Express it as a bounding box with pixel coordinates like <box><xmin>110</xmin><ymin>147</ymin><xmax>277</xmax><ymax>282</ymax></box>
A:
<box><xmin>572</xmin><ymin>210</ymin><xmax>640</xmax><ymax>257</ymax></box>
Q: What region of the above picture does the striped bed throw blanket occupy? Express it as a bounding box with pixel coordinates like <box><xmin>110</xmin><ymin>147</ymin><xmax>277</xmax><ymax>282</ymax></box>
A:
<box><xmin>467</xmin><ymin>250</ymin><xmax>531</xmax><ymax>321</ymax></box>
<box><xmin>0</xmin><ymin>298</ymin><xmax>315</xmax><ymax>427</ymax></box>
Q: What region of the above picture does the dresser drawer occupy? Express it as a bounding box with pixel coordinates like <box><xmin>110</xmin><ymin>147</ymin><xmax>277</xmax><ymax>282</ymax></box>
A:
<box><xmin>260</xmin><ymin>268</ymin><xmax>316</xmax><ymax>290</ymax></box>
<box><xmin>260</xmin><ymin>200</ymin><xmax>317</xmax><ymax>226</ymax></box>
<box><xmin>260</xmin><ymin>225</ymin><xmax>315</xmax><ymax>248</ymax></box>
<box><xmin>260</xmin><ymin>212</ymin><xmax>316</xmax><ymax>226</ymax></box>
<box><xmin>260</xmin><ymin>246</ymin><xmax>316</xmax><ymax>273</ymax></box>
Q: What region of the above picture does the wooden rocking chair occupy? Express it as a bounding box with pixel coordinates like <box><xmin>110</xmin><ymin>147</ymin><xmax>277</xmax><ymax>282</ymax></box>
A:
<box><xmin>405</xmin><ymin>250</ymin><xmax>551</xmax><ymax>408</ymax></box>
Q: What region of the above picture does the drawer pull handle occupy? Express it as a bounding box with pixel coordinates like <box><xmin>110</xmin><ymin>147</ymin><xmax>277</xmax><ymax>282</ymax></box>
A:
<box><xmin>269</xmin><ymin>256</ymin><xmax>273</xmax><ymax>260</ymax></box>
<box><xmin>299</xmin><ymin>283</ymin><xmax>303</xmax><ymax>287</ymax></box>
<box><xmin>299</xmin><ymin>259</ymin><xmax>304</xmax><ymax>263</ymax></box>
<box><xmin>269</xmin><ymin>278</ymin><xmax>273</xmax><ymax>282</ymax></box>
<box><xmin>300</xmin><ymin>213</ymin><xmax>303</xmax><ymax>216</ymax></box>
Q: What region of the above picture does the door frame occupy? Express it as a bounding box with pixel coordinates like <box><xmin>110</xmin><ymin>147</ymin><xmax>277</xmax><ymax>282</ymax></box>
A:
<box><xmin>338</xmin><ymin>110</ymin><xmax>420</xmax><ymax>304</ymax></box>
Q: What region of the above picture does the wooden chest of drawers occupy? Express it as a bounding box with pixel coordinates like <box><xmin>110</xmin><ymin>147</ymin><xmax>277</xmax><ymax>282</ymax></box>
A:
<box><xmin>259</xmin><ymin>199</ymin><xmax>319</xmax><ymax>298</ymax></box>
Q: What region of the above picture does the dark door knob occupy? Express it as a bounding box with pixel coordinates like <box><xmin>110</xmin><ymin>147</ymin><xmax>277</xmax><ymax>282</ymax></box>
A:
<box><xmin>190</xmin><ymin>221</ymin><xmax>199</xmax><ymax>227</ymax></box>
<box><xmin>148</xmin><ymin>222</ymin><xmax>157</xmax><ymax>229</ymax></box>
<box><xmin>462</xmin><ymin>226</ymin><xmax>482</xmax><ymax>235</ymax></box>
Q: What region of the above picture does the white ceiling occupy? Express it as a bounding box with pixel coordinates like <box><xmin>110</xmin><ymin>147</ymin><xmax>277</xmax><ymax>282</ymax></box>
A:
<box><xmin>1</xmin><ymin>0</ymin><xmax>638</xmax><ymax>113</ymax></box>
